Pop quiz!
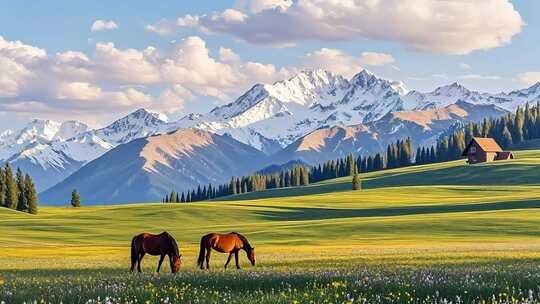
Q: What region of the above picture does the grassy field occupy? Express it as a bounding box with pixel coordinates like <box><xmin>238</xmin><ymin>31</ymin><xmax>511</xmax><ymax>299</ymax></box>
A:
<box><xmin>2</xmin><ymin>150</ymin><xmax>540</xmax><ymax>303</ymax></box>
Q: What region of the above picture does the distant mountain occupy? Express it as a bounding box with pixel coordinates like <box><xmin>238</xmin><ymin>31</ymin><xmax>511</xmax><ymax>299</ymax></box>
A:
<box><xmin>271</xmin><ymin>124</ymin><xmax>381</xmax><ymax>165</ymax></box>
<box><xmin>183</xmin><ymin>70</ymin><xmax>540</xmax><ymax>153</ymax></box>
<box><xmin>256</xmin><ymin>159</ymin><xmax>310</xmax><ymax>176</ymax></box>
<box><xmin>2</xmin><ymin>69</ymin><xmax>540</xmax><ymax>196</ymax></box>
<box><xmin>40</xmin><ymin>128</ymin><xmax>267</xmax><ymax>205</ymax></box>
<box><xmin>1</xmin><ymin>109</ymin><xmax>175</xmax><ymax>191</ymax></box>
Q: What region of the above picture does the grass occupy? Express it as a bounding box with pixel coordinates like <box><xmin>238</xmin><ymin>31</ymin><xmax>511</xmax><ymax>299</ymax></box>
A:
<box><xmin>2</xmin><ymin>149</ymin><xmax>540</xmax><ymax>303</ymax></box>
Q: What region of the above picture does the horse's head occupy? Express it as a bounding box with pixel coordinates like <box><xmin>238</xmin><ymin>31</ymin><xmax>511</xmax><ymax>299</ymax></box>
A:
<box><xmin>173</xmin><ymin>254</ymin><xmax>182</xmax><ymax>273</ymax></box>
<box><xmin>247</xmin><ymin>247</ymin><xmax>256</xmax><ymax>266</ymax></box>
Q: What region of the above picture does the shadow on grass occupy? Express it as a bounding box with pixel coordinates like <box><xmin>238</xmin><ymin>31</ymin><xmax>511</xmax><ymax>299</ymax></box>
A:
<box><xmin>253</xmin><ymin>199</ymin><xmax>540</xmax><ymax>221</ymax></box>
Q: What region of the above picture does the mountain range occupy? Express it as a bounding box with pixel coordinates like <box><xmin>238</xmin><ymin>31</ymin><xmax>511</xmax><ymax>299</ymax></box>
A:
<box><xmin>1</xmin><ymin>69</ymin><xmax>539</xmax><ymax>204</ymax></box>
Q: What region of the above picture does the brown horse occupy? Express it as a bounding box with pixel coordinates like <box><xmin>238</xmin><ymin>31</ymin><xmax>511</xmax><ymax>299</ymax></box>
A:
<box><xmin>197</xmin><ymin>232</ymin><xmax>255</xmax><ymax>270</ymax></box>
<box><xmin>130</xmin><ymin>232</ymin><xmax>182</xmax><ymax>273</ymax></box>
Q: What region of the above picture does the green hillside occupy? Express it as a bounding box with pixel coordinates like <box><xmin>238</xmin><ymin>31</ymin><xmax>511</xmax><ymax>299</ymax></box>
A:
<box><xmin>2</xmin><ymin>150</ymin><xmax>540</xmax><ymax>251</ymax></box>
<box><xmin>222</xmin><ymin>149</ymin><xmax>540</xmax><ymax>201</ymax></box>
<box><xmin>3</xmin><ymin>149</ymin><xmax>540</xmax><ymax>303</ymax></box>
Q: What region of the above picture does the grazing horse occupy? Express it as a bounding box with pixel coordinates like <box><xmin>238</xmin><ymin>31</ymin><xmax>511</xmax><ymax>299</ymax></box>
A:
<box><xmin>197</xmin><ymin>232</ymin><xmax>255</xmax><ymax>270</ymax></box>
<box><xmin>130</xmin><ymin>232</ymin><xmax>182</xmax><ymax>273</ymax></box>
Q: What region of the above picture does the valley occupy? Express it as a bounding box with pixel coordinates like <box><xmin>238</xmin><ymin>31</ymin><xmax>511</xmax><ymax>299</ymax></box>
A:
<box><xmin>2</xmin><ymin>148</ymin><xmax>540</xmax><ymax>302</ymax></box>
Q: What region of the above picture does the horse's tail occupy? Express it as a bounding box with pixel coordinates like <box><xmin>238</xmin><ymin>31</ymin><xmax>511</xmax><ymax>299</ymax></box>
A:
<box><xmin>130</xmin><ymin>236</ymin><xmax>138</xmax><ymax>271</ymax></box>
<box><xmin>197</xmin><ymin>235</ymin><xmax>206</xmax><ymax>268</ymax></box>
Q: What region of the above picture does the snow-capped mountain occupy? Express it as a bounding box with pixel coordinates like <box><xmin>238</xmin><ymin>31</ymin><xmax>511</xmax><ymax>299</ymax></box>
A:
<box><xmin>185</xmin><ymin>69</ymin><xmax>540</xmax><ymax>152</ymax></box>
<box><xmin>0</xmin><ymin>119</ymin><xmax>90</xmax><ymax>161</ymax></box>
<box><xmin>190</xmin><ymin>69</ymin><xmax>412</xmax><ymax>151</ymax></box>
<box><xmin>1</xmin><ymin>109</ymin><xmax>177</xmax><ymax>191</ymax></box>
<box><xmin>2</xmin><ymin>68</ymin><xmax>540</xmax><ymax>195</ymax></box>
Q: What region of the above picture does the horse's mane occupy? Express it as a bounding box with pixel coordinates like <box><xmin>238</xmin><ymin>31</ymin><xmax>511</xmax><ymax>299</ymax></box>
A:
<box><xmin>163</xmin><ymin>232</ymin><xmax>180</xmax><ymax>256</ymax></box>
<box><xmin>232</xmin><ymin>232</ymin><xmax>253</xmax><ymax>250</ymax></box>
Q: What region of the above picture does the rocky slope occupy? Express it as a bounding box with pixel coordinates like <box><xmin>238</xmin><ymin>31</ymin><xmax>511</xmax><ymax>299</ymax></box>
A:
<box><xmin>40</xmin><ymin>128</ymin><xmax>267</xmax><ymax>205</ymax></box>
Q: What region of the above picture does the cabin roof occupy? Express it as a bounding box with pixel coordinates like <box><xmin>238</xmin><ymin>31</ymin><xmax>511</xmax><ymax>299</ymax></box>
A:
<box><xmin>462</xmin><ymin>137</ymin><xmax>503</xmax><ymax>156</ymax></box>
<box><xmin>495</xmin><ymin>151</ymin><xmax>514</xmax><ymax>160</ymax></box>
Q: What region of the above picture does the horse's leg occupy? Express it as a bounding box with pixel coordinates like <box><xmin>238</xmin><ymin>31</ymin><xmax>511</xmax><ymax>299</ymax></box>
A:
<box><xmin>137</xmin><ymin>253</ymin><xmax>145</xmax><ymax>272</ymax></box>
<box><xmin>169</xmin><ymin>255</ymin><xmax>175</xmax><ymax>274</ymax></box>
<box><xmin>157</xmin><ymin>254</ymin><xmax>165</xmax><ymax>273</ymax></box>
<box><xmin>205</xmin><ymin>248</ymin><xmax>211</xmax><ymax>270</ymax></box>
<box><xmin>234</xmin><ymin>250</ymin><xmax>241</xmax><ymax>270</ymax></box>
<box><xmin>130</xmin><ymin>249</ymin><xmax>137</xmax><ymax>272</ymax></box>
<box><xmin>224</xmin><ymin>252</ymin><xmax>233</xmax><ymax>269</ymax></box>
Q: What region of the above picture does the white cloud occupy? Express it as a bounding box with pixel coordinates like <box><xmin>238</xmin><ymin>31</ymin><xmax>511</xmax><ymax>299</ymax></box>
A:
<box><xmin>93</xmin><ymin>42</ymin><xmax>161</xmax><ymax>85</ymax></box>
<box><xmin>459</xmin><ymin>74</ymin><xmax>501</xmax><ymax>80</ymax></box>
<box><xmin>519</xmin><ymin>72</ymin><xmax>540</xmax><ymax>87</ymax></box>
<box><xmin>145</xmin><ymin>19</ymin><xmax>175</xmax><ymax>36</ymax></box>
<box><xmin>57</xmin><ymin>82</ymin><xmax>102</xmax><ymax>100</ymax></box>
<box><xmin>460</xmin><ymin>63</ymin><xmax>472</xmax><ymax>70</ymax></box>
<box><xmin>178</xmin><ymin>0</ymin><xmax>523</xmax><ymax>54</ymax></box>
<box><xmin>91</xmin><ymin>20</ymin><xmax>118</xmax><ymax>32</ymax></box>
<box><xmin>219</xmin><ymin>47</ymin><xmax>241</xmax><ymax>62</ymax></box>
<box><xmin>360</xmin><ymin>52</ymin><xmax>395</xmax><ymax>66</ymax></box>
<box><xmin>235</xmin><ymin>0</ymin><xmax>293</xmax><ymax>13</ymax></box>
<box><xmin>0</xmin><ymin>35</ymin><xmax>404</xmax><ymax>125</ymax></box>
<box><xmin>298</xmin><ymin>48</ymin><xmax>364</xmax><ymax>78</ymax></box>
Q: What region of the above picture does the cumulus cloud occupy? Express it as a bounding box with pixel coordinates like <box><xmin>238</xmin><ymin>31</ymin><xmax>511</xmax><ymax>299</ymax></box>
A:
<box><xmin>0</xmin><ymin>35</ymin><xmax>296</xmax><ymax>124</ymax></box>
<box><xmin>360</xmin><ymin>52</ymin><xmax>395</xmax><ymax>66</ymax></box>
<box><xmin>91</xmin><ymin>19</ymin><xmax>118</xmax><ymax>32</ymax></box>
<box><xmin>235</xmin><ymin>0</ymin><xmax>293</xmax><ymax>13</ymax></box>
<box><xmin>177</xmin><ymin>0</ymin><xmax>523</xmax><ymax>54</ymax></box>
<box><xmin>519</xmin><ymin>72</ymin><xmax>540</xmax><ymax>87</ymax></box>
<box><xmin>0</xmin><ymin>34</ymin><xmax>400</xmax><ymax>125</ymax></box>
<box><xmin>298</xmin><ymin>48</ymin><xmax>364</xmax><ymax>79</ymax></box>
<box><xmin>219</xmin><ymin>47</ymin><xmax>241</xmax><ymax>62</ymax></box>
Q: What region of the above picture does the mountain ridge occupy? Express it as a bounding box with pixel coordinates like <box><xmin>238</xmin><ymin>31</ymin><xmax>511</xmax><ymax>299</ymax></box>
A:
<box><xmin>1</xmin><ymin>69</ymin><xmax>540</xmax><ymax>194</ymax></box>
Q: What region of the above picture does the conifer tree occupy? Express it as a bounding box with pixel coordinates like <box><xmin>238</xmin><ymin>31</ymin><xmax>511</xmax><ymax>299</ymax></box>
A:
<box><xmin>16</xmin><ymin>168</ymin><xmax>25</xmax><ymax>211</ymax></box>
<box><xmin>352</xmin><ymin>173</ymin><xmax>361</xmax><ymax>191</ymax></box>
<box><xmin>71</xmin><ymin>189</ymin><xmax>81</xmax><ymax>207</ymax></box>
<box><xmin>231</xmin><ymin>177</ymin><xmax>238</xmax><ymax>195</ymax></box>
<box><xmin>513</xmin><ymin>107</ymin><xmax>524</xmax><ymax>143</ymax></box>
<box><xmin>501</xmin><ymin>126</ymin><xmax>513</xmax><ymax>148</ymax></box>
<box><xmin>24</xmin><ymin>174</ymin><xmax>38</xmax><ymax>214</ymax></box>
<box><xmin>3</xmin><ymin>163</ymin><xmax>17</xmax><ymax>209</ymax></box>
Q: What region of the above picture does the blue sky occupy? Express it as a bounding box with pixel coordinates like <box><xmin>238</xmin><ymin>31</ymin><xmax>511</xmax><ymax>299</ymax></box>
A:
<box><xmin>0</xmin><ymin>0</ymin><xmax>538</xmax><ymax>129</ymax></box>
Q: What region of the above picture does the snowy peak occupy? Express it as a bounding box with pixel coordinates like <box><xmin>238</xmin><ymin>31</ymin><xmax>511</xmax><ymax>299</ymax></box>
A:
<box><xmin>93</xmin><ymin>108</ymin><xmax>170</xmax><ymax>145</ymax></box>
<box><xmin>432</xmin><ymin>82</ymin><xmax>471</xmax><ymax>97</ymax></box>
<box><xmin>350</xmin><ymin>69</ymin><xmax>378</xmax><ymax>88</ymax></box>
<box><xmin>56</xmin><ymin>121</ymin><xmax>90</xmax><ymax>141</ymax></box>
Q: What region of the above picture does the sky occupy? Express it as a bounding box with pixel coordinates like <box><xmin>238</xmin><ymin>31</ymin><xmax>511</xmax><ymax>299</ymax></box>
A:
<box><xmin>0</xmin><ymin>0</ymin><xmax>539</xmax><ymax>130</ymax></box>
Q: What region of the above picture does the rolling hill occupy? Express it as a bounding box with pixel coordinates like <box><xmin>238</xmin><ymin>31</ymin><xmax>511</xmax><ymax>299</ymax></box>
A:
<box><xmin>2</xmin><ymin>149</ymin><xmax>540</xmax><ymax>250</ymax></box>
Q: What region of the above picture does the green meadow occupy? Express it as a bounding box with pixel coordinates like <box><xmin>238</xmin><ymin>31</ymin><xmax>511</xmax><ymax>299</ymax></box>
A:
<box><xmin>2</xmin><ymin>148</ymin><xmax>540</xmax><ymax>303</ymax></box>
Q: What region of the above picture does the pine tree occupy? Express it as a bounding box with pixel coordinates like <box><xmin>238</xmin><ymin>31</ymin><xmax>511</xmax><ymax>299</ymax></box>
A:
<box><xmin>501</xmin><ymin>126</ymin><xmax>513</xmax><ymax>149</ymax></box>
<box><xmin>3</xmin><ymin>163</ymin><xmax>17</xmax><ymax>209</ymax></box>
<box><xmin>231</xmin><ymin>177</ymin><xmax>238</xmax><ymax>195</ymax></box>
<box><xmin>16</xmin><ymin>168</ymin><xmax>26</xmax><ymax>211</ymax></box>
<box><xmin>352</xmin><ymin>173</ymin><xmax>361</xmax><ymax>191</ymax></box>
<box><xmin>513</xmin><ymin>107</ymin><xmax>525</xmax><ymax>143</ymax></box>
<box><xmin>71</xmin><ymin>189</ymin><xmax>81</xmax><ymax>207</ymax></box>
<box><xmin>24</xmin><ymin>174</ymin><xmax>38</xmax><ymax>214</ymax></box>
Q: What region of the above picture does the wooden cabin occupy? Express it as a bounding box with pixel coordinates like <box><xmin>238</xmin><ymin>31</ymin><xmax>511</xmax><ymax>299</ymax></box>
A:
<box><xmin>461</xmin><ymin>137</ymin><xmax>514</xmax><ymax>164</ymax></box>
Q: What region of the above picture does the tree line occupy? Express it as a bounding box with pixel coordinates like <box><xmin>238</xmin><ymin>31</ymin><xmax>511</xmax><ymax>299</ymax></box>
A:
<box><xmin>163</xmin><ymin>165</ymin><xmax>310</xmax><ymax>203</ymax></box>
<box><xmin>0</xmin><ymin>163</ymin><xmax>38</xmax><ymax>214</ymax></box>
<box><xmin>164</xmin><ymin>103</ymin><xmax>540</xmax><ymax>203</ymax></box>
